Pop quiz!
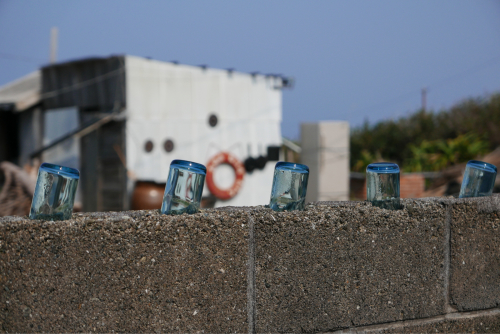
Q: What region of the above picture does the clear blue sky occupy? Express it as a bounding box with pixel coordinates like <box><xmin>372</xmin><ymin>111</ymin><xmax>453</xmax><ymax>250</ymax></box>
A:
<box><xmin>1</xmin><ymin>0</ymin><xmax>500</xmax><ymax>139</ymax></box>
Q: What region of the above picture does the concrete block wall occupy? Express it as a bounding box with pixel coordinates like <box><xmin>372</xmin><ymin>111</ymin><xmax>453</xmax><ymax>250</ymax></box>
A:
<box><xmin>1</xmin><ymin>195</ymin><xmax>500</xmax><ymax>332</ymax></box>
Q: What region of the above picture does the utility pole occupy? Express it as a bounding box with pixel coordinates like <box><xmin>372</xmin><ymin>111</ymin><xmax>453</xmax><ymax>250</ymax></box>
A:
<box><xmin>421</xmin><ymin>87</ymin><xmax>427</xmax><ymax>111</ymax></box>
<box><xmin>50</xmin><ymin>27</ymin><xmax>58</xmax><ymax>64</ymax></box>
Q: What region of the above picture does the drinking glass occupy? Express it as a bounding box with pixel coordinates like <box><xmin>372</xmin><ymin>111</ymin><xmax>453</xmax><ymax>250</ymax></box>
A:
<box><xmin>269</xmin><ymin>162</ymin><xmax>309</xmax><ymax>211</ymax></box>
<box><xmin>29</xmin><ymin>163</ymin><xmax>79</xmax><ymax>221</ymax></box>
<box><xmin>161</xmin><ymin>160</ymin><xmax>207</xmax><ymax>215</ymax></box>
<box><xmin>459</xmin><ymin>160</ymin><xmax>497</xmax><ymax>198</ymax></box>
<box><xmin>366</xmin><ymin>162</ymin><xmax>400</xmax><ymax>209</ymax></box>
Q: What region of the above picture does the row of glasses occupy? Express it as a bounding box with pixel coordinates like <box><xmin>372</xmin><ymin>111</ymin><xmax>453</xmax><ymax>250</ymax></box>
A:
<box><xmin>28</xmin><ymin>159</ymin><xmax>309</xmax><ymax>219</ymax></box>
<box><xmin>29</xmin><ymin>158</ymin><xmax>497</xmax><ymax>220</ymax></box>
<box><xmin>160</xmin><ymin>160</ymin><xmax>311</xmax><ymax>214</ymax></box>
<box><xmin>158</xmin><ymin>160</ymin><xmax>310</xmax><ymax>214</ymax></box>
<box><xmin>366</xmin><ymin>160</ymin><xmax>498</xmax><ymax>208</ymax></box>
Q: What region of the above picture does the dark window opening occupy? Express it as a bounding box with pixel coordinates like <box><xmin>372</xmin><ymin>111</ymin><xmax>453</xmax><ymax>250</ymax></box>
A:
<box><xmin>208</xmin><ymin>114</ymin><xmax>218</xmax><ymax>127</ymax></box>
<box><xmin>164</xmin><ymin>139</ymin><xmax>174</xmax><ymax>153</ymax></box>
<box><xmin>144</xmin><ymin>140</ymin><xmax>154</xmax><ymax>153</ymax></box>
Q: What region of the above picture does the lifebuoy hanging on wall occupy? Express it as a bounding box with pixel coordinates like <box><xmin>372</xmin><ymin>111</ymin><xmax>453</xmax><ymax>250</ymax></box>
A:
<box><xmin>206</xmin><ymin>152</ymin><xmax>245</xmax><ymax>200</ymax></box>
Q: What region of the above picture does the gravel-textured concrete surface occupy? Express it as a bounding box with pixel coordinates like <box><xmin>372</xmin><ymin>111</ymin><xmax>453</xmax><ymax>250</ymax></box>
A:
<box><xmin>0</xmin><ymin>209</ymin><xmax>249</xmax><ymax>332</ymax></box>
<box><xmin>379</xmin><ymin>312</ymin><xmax>500</xmax><ymax>333</ymax></box>
<box><xmin>253</xmin><ymin>199</ymin><xmax>446</xmax><ymax>333</ymax></box>
<box><xmin>449</xmin><ymin>194</ymin><xmax>500</xmax><ymax>311</ymax></box>
<box><xmin>1</xmin><ymin>196</ymin><xmax>499</xmax><ymax>333</ymax></box>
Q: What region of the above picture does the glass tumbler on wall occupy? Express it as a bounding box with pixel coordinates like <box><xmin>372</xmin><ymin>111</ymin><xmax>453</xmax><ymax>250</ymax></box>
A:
<box><xmin>366</xmin><ymin>162</ymin><xmax>400</xmax><ymax>209</ymax></box>
<box><xmin>459</xmin><ymin>160</ymin><xmax>497</xmax><ymax>198</ymax></box>
<box><xmin>161</xmin><ymin>160</ymin><xmax>207</xmax><ymax>215</ymax></box>
<box><xmin>29</xmin><ymin>163</ymin><xmax>80</xmax><ymax>221</ymax></box>
<box><xmin>269</xmin><ymin>162</ymin><xmax>309</xmax><ymax>212</ymax></box>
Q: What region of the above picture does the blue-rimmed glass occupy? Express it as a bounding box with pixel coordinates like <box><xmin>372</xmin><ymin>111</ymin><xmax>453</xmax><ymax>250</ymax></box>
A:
<box><xmin>459</xmin><ymin>160</ymin><xmax>497</xmax><ymax>198</ymax></box>
<box><xmin>161</xmin><ymin>160</ymin><xmax>207</xmax><ymax>215</ymax></box>
<box><xmin>366</xmin><ymin>162</ymin><xmax>400</xmax><ymax>209</ymax></box>
<box><xmin>269</xmin><ymin>162</ymin><xmax>309</xmax><ymax>212</ymax></box>
<box><xmin>29</xmin><ymin>163</ymin><xmax>80</xmax><ymax>221</ymax></box>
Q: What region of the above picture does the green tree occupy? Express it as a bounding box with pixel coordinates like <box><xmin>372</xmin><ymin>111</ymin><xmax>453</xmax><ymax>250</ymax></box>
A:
<box><xmin>350</xmin><ymin>93</ymin><xmax>500</xmax><ymax>171</ymax></box>
<box><xmin>403</xmin><ymin>133</ymin><xmax>489</xmax><ymax>172</ymax></box>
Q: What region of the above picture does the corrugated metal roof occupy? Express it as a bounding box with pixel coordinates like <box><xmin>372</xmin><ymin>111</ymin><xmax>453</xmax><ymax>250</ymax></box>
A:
<box><xmin>0</xmin><ymin>71</ymin><xmax>40</xmax><ymax>112</ymax></box>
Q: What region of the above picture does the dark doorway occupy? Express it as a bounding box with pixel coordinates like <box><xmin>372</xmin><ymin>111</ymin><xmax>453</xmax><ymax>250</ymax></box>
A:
<box><xmin>80</xmin><ymin>120</ymin><xmax>127</xmax><ymax>212</ymax></box>
<box><xmin>0</xmin><ymin>110</ymin><xmax>20</xmax><ymax>163</ymax></box>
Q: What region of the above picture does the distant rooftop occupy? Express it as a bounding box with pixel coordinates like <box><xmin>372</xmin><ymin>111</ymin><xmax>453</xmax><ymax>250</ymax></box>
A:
<box><xmin>0</xmin><ymin>71</ymin><xmax>40</xmax><ymax>112</ymax></box>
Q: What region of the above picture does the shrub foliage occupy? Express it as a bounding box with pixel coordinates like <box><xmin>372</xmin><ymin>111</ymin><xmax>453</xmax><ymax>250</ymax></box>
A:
<box><xmin>350</xmin><ymin>93</ymin><xmax>500</xmax><ymax>172</ymax></box>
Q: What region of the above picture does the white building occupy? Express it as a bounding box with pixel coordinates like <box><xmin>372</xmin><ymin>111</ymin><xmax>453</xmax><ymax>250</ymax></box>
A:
<box><xmin>0</xmin><ymin>55</ymin><xmax>292</xmax><ymax>211</ymax></box>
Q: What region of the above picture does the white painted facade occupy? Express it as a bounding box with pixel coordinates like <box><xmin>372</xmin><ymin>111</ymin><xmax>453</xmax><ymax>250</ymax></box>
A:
<box><xmin>124</xmin><ymin>56</ymin><xmax>283</xmax><ymax>207</ymax></box>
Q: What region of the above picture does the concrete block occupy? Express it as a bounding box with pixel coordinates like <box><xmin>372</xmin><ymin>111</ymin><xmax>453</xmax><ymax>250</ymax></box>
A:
<box><xmin>449</xmin><ymin>194</ymin><xmax>500</xmax><ymax>311</ymax></box>
<box><xmin>378</xmin><ymin>310</ymin><xmax>500</xmax><ymax>333</ymax></box>
<box><xmin>2</xmin><ymin>195</ymin><xmax>498</xmax><ymax>332</ymax></box>
<box><xmin>0</xmin><ymin>210</ymin><xmax>249</xmax><ymax>333</ymax></box>
<box><xmin>253</xmin><ymin>199</ymin><xmax>446</xmax><ymax>333</ymax></box>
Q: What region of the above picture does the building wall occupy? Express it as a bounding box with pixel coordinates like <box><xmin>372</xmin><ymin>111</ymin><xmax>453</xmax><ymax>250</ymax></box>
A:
<box><xmin>301</xmin><ymin>121</ymin><xmax>350</xmax><ymax>202</ymax></box>
<box><xmin>39</xmin><ymin>57</ymin><xmax>128</xmax><ymax>212</ymax></box>
<box><xmin>300</xmin><ymin>123</ymin><xmax>320</xmax><ymax>201</ymax></box>
<box><xmin>400</xmin><ymin>173</ymin><xmax>426</xmax><ymax>198</ymax></box>
<box><xmin>41</xmin><ymin>57</ymin><xmax>126</xmax><ymax>111</ymax></box>
<box><xmin>124</xmin><ymin>56</ymin><xmax>283</xmax><ymax>206</ymax></box>
<box><xmin>18</xmin><ymin>107</ymin><xmax>43</xmax><ymax>166</ymax></box>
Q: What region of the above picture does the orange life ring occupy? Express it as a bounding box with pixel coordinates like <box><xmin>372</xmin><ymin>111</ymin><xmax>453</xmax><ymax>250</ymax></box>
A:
<box><xmin>206</xmin><ymin>152</ymin><xmax>245</xmax><ymax>200</ymax></box>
